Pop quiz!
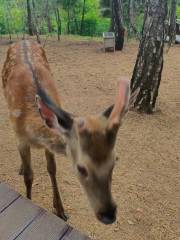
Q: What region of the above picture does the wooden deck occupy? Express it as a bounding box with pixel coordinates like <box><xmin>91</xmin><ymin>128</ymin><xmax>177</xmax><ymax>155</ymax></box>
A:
<box><xmin>0</xmin><ymin>182</ymin><xmax>90</xmax><ymax>240</ymax></box>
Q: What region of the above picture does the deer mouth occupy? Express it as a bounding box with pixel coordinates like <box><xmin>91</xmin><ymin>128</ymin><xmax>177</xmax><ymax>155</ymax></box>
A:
<box><xmin>96</xmin><ymin>205</ymin><xmax>117</xmax><ymax>225</ymax></box>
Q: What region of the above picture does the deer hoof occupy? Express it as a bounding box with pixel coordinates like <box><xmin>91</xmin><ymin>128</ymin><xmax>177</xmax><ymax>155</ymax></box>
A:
<box><xmin>53</xmin><ymin>209</ymin><xmax>69</xmax><ymax>221</ymax></box>
<box><xmin>19</xmin><ymin>166</ymin><xmax>24</xmax><ymax>175</ymax></box>
<box><xmin>60</xmin><ymin>212</ymin><xmax>69</xmax><ymax>221</ymax></box>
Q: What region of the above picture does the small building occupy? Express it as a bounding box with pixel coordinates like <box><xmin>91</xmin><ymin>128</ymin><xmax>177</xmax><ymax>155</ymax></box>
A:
<box><xmin>176</xmin><ymin>19</ymin><xmax>180</xmax><ymax>43</ymax></box>
<box><xmin>176</xmin><ymin>19</ymin><xmax>180</xmax><ymax>35</ymax></box>
<box><xmin>165</xmin><ymin>19</ymin><xmax>180</xmax><ymax>44</ymax></box>
<box><xmin>103</xmin><ymin>32</ymin><xmax>115</xmax><ymax>52</ymax></box>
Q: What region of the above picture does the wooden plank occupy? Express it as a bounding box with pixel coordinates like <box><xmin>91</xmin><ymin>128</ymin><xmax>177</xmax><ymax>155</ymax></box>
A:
<box><xmin>0</xmin><ymin>196</ymin><xmax>44</xmax><ymax>240</ymax></box>
<box><xmin>63</xmin><ymin>229</ymin><xmax>90</xmax><ymax>240</ymax></box>
<box><xmin>0</xmin><ymin>183</ymin><xmax>20</xmax><ymax>214</ymax></box>
<box><xmin>16</xmin><ymin>211</ymin><xmax>70</xmax><ymax>240</ymax></box>
<box><xmin>0</xmin><ymin>183</ymin><xmax>91</xmax><ymax>240</ymax></box>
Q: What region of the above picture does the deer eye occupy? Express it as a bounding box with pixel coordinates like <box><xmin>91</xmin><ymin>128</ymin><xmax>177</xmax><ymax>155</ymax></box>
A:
<box><xmin>77</xmin><ymin>165</ymin><xmax>88</xmax><ymax>178</ymax></box>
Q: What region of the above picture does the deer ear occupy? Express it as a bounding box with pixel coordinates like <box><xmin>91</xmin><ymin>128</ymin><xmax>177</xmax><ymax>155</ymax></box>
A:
<box><xmin>36</xmin><ymin>95</ymin><xmax>73</xmax><ymax>135</ymax></box>
<box><xmin>103</xmin><ymin>78</ymin><xmax>130</xmax><ymax>129</ymax></box>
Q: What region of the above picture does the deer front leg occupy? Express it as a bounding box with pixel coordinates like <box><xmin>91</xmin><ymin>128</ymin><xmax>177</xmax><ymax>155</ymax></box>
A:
<box><xmin>45</xmin><ymin>149</ymin><xmax>68</xmax><ymax>221</ymax></box>
<box><xmin>18</xmin><ymin>144</ymin><xmax>33</xmax><ymax>199</ymax></box>
<box><xmin>19</xmin><ymin>163</ymin><xmax>24</xmax><ymax>175</ymax></box>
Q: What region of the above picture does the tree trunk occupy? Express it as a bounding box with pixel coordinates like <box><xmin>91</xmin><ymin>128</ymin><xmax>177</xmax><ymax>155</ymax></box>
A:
<box><xmin>26</xmin><ymin>0</ymin><xmax>33</xmax><ymax>36</ymax></box>
<box><xmin>55</xmin><ymin>8</ymin><xmax>61</xmax><ymax>41</ymax></box>
<box><xmin>4</xmin><ymin>0</ymin><xmax>12</xmax><ymax>42</ymax></box>
<box><xmin>6</xmin><ymin>17</ymin><xmax>12</xmax><ymax>42</ymax></box>
<box><xmin>128</xmin><ymin>0</ymin><xmax>139</xmax><ymax>37</ymax></box>
<box><xmin>45</xmin><ymin>0</ymin><xmax>52</xmax><ymax>33</ymax></box>
<box><xmin>32</xmin><ymin>0</ymin><xmax>41</xmax><ymax>43</ymax></box>
<box><xmin>130</xmin><ymin>0</ymin><xmax>168</xmax><ymax>113</ymax></box>
<box><xmin>80</xmin><ymin>0</ymin><xmax>86</xmax><ymax>35</ymax></box>
<box><xmin>73</xmin><ymin>9</ymin><xmax>79</xmax><ymax>34</ymax></box>
<box><xmin>168</xmin><ymin>0</ymin><xmax>176</xmax><ymax>47</ymax></box>
<box><xmin>67</xmin><ymin>0</ymin><xmax>71</xmax><ymax>34</ymax></box>
<box><xmin>110</xmin><ymin>0</ymin><xmax>125</xmax><ymax>50</ymax></box>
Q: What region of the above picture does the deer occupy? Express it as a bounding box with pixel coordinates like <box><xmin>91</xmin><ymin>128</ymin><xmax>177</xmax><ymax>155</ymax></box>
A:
<box><xmin>2</xmin><ymin>40</ymin><xmax>130</xmax><ymax>225</ymax></box>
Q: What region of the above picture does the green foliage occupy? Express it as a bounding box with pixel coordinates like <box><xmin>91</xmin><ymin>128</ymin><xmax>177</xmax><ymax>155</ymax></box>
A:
<box><xmin>135</xmin><ymin>13</ymin><xmax>144</xmax><ymax>33</ymax></box>
<box><xmin>0</xmin><ymin>0</ymin><xmax>111</xmax><ymax>36</ymax></box>
<box><xmin>97</xmin><ymin>17</ymin><xmax>110</xmax><ymax>33</ymax></box>
<box><xmin>11</xmin><ymin>8</ymin><xmax>24</xmax><ymax>32</ymax></box>
<box><xmin>0</xmin><ymin>7</ymin><xmax>6</xmax><ymax>34</ymax></box>
<box><xmin>0</xmin><ymin>0</ymin><xmax>179</xmax><ymax>37</ymax></box>
<box><xmin>177</xmin><ymin>5</ymin><xmax>180</xmax><ymax>18</ymax></box>
<box><xmin>62</xmin><ymin>0</ymin><xmax>110</xmax><ymax>36</ymax></box>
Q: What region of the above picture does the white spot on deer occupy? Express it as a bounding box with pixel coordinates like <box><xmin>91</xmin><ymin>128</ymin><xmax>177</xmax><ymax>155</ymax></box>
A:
<box><xmin>10</xmin><ymin>96</ymin><xmax>15</xmax><ymax>103</ymax></box>
<box><xmin>26</xmin><ymin>125</ymin><xmax>33</xmax><ymax>135</ymax></box>
<box><xmin>11</xmin><ymin>109</ymin><xmax>22</xmax><ymax>118</ymax></box>
<box><xmin>6</xmin><ymin>86</ymin><xmax>11</xmax><ymax>95</ymax></box>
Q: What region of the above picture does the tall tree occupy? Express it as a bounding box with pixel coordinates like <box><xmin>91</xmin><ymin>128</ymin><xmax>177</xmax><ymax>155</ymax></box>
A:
<box><xmin>130</xmin><ymin>0</ymin><xmax>168</xmax><ymax>113</ymax></box>
<box><xmin>32</xmin><ymin>0</ymin><xmax>41</xmax><ymax>43</ymax></box>
<box><xmin>110</xmin><ymin>0</ymin><xmax>125</xmax><ymax>50</ymax></box>
<box><xmin>54</xmin><ymin>7</ymin><xmax>61</xmax><ymax>40</ymax></box>
<box><xmin>168</xmin><ymin>0</ymin><xmax>177</xmax><ymax>47</ymax></box>
<box><xmin>100</xmin><ymin>0</ymin><xmax>111</xmax><ymax>17</ymax></box>
<box><xmin>67</xmin><ymin>0</ymin><xmax>71</xmax><ymax>34</ymax></box>
<box><xmin>80</xmin><ymin>0</ymin><xmax>86</xmax><ymax>34</ymax></box>
<box><xmin>45</xmin><ymin>0</ymin><xmax>52</xmax><ymax>33</ymax></box>
<box><xmin>3</xmin><ymin>0</ymin><xmax>12</xmax><ymax>42</ymax></box>
<box><xmin>128</xmin><ymin>0</ymin><xmax>139</xmax><ymax>37</ymax></box>
<box><xmin>26</xmin><ymin>0</ymin><xmax>33</xmax><ymax>36</ymax></box>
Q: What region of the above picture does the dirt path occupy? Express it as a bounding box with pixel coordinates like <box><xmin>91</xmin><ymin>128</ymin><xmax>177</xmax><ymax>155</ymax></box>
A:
<box><xmin>0</xmin><ymin>37</ymin><xmax>179</xmax><ymax>240</ymax></box>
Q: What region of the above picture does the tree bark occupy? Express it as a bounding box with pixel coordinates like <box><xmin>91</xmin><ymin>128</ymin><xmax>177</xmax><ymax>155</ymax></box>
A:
<box><xmin>45</xmin><ymin>0</ymin><xmax>52</xmax><ymax>33</ymax></box>
<box><xmin>54</xmin><ymin>7</ymin><xmax>61</xmax><ymax>41</ymax></box>
<box><xmin>67</xmin><ymin>0</ymin><xmax>71</xmax><ymax>34</ymax></box>
<box><xmin>26</xmin><ymin>0</ymin><xmax>33</xmax><ymax>36</ymax></box>
<box><xmin>6</xmin><ymin>17</ymin><xmax>12</xmax><ymax>42</ymax></box>
<box><xmin>4</xmin><ymin>0</ymin><xmax>12</xmax><ymax>42</ymax></box>
<box><xmin>130</xmin><ymin>0</ymin><xmax>168</xmax><ymax>113</ymax></box>
<box><xmin>80</xmin><ymin>0</ymin><xmax>86</xmax><ymax>35</ymax></box>
<box><xmin>110</xmin><ymin>0</ymin><xmax>125</xmax><ymax>50</ymax></box>
<box><xmin>73</xmin><ymin>9</ymin><xmax>79</xmax><ymax>34</ymax></box>
<box><xmin>100</xmin><ymin>0</ymin><xmax>111</xmax><ymax>17</ymax></box>
<box><xmin>168</xmin><ymin>0</ymin><xmax>177</xmax><ymax>47</ymax></box>
<box><xmin>32</xmin><ymin>0</ymin><xmax>41</xmax><ymax>43</ymax></box>
<box><xmin>128</xmin><ymin>0</ymin><xmax>139</xmax><ymax>37</ymax></box>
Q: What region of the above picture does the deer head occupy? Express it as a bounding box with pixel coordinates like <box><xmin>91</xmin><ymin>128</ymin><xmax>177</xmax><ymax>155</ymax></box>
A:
<box><xmin>36</xmin><ymin>79</ymin><xmax>130</xmax><ymax>224</ymax></box>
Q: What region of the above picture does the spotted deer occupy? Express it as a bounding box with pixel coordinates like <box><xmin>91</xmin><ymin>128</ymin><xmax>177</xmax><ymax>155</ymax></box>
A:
<box><xmin>2</xmin><ymin>40</ymin><xmax>130</xmax><ymax>225</ymax></box>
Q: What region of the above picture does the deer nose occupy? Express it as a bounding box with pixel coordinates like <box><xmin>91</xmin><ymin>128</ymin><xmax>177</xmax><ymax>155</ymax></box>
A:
<box><xmin>97</xmin><ymin>204</ymin><xmax>117</xmax><ymax>225</ymax></box>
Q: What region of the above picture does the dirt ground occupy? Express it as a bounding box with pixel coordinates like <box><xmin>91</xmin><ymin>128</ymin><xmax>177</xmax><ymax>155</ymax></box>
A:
<box><xmin>0</xmin><ymin>36</ymin><xmax>179</xmax><ymax>240</ymax></box>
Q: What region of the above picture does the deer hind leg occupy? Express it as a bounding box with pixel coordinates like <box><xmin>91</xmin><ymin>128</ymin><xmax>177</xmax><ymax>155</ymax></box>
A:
<box><xmin>18</xmin><ymin>144</ymin><xmax>33</xmax><ymax>199</ymax></box>
<box><xmin>45</xmin><ymin>149</ymin><xmax>68</xmax><ymax>221</ymax></box>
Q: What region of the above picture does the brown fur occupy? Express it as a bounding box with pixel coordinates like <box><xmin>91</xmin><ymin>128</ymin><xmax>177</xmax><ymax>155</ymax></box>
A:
<box><xmin>2</xmin><ymin>41</ymin><xmax>65</xmax><ymax>152</ymax></box>
<box><xmin>2</xmin><ymin>40</ymin><xmax>130</xmax><ymax>224</ymax></box>
<box><xmin>79</xmin><ymin>117</ymin><xmax>117</xmax><ymax>165</ymax></box>
<box><xmin>2</xmin><ymin>41</ymin><xmax>67</xmax><ymax>220</ymax></box>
